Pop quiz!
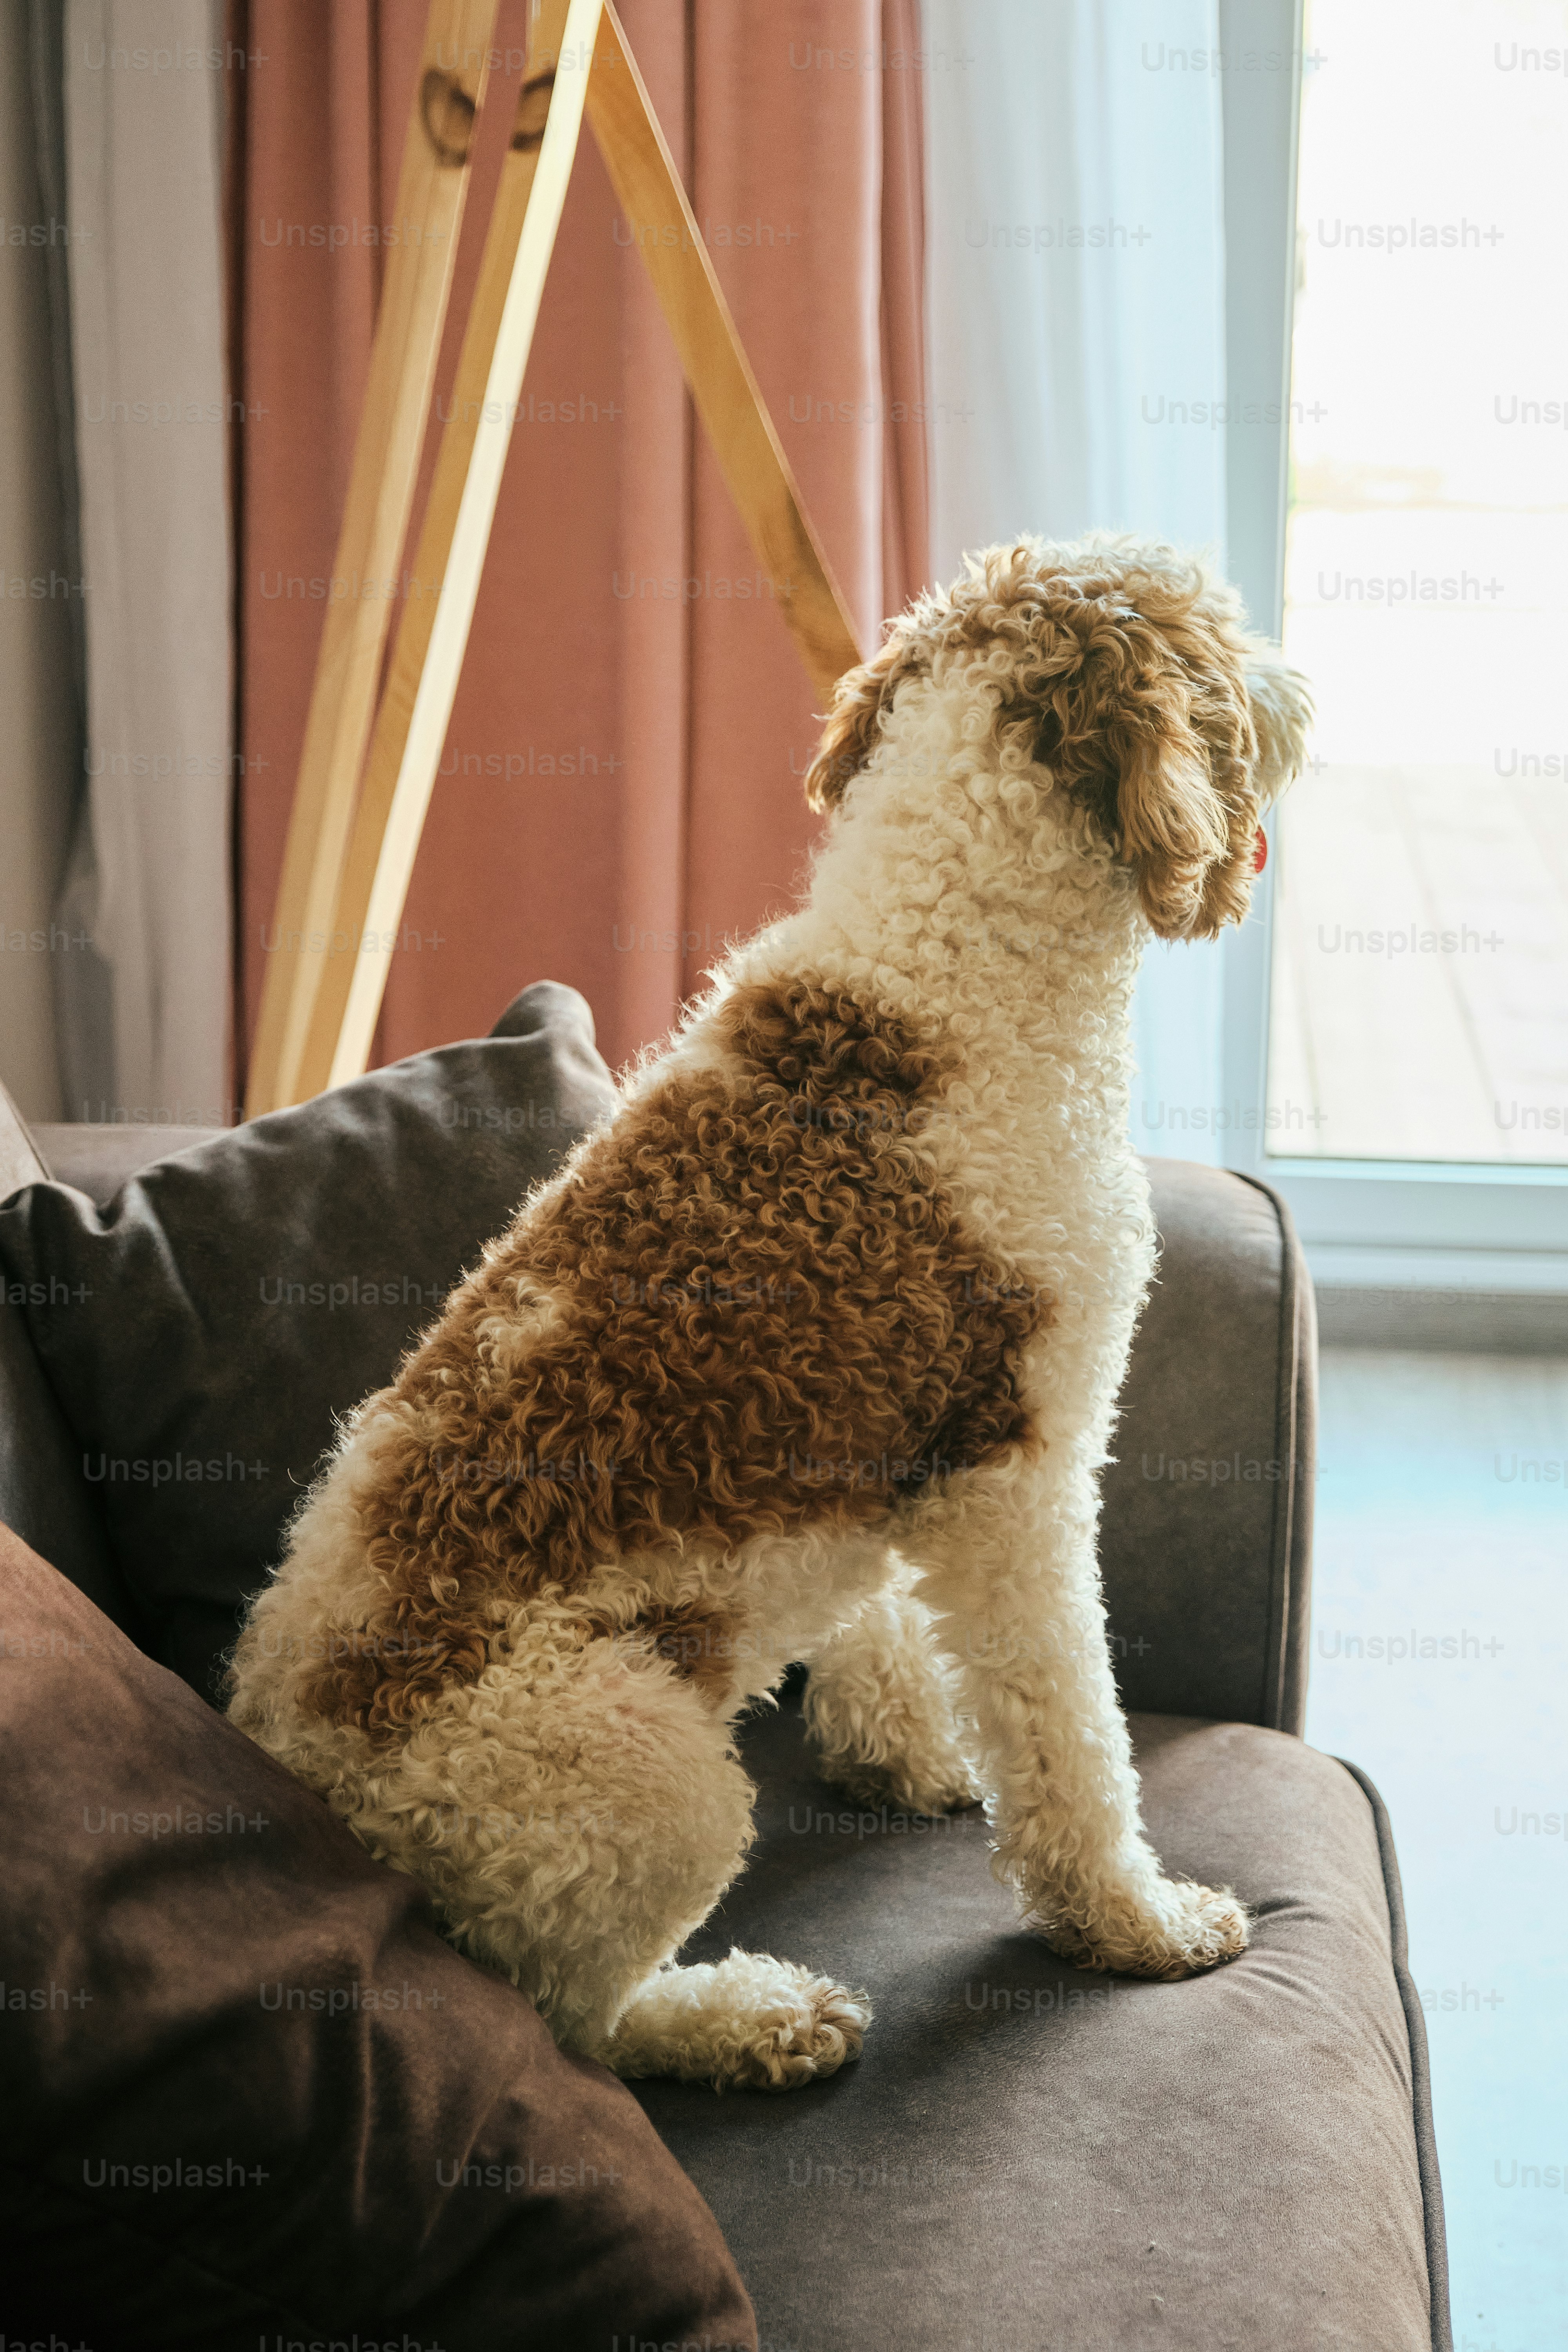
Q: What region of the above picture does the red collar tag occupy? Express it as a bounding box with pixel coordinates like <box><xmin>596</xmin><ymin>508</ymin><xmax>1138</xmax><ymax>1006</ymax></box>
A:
<box><xmin>1252</xmin><ymin>827</ymin><xmax>1269</xmax><ymax>876</ymax></box>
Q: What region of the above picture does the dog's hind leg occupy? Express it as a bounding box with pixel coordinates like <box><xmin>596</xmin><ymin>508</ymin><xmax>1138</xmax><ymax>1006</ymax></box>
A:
<box><xmin>350</xmin><ymin>1609</ymin><xmax>869</xmax><ymax>2089</ymax></box>
<box><xmin>802</xmin><ymin>1553</ymin><xmax>982</xmax><ymax>1814</ymax></box>
<box><xmin>579</xmin><ymin>1649</ymin><xmax>871</xmax><ymax>2091</ymax></box>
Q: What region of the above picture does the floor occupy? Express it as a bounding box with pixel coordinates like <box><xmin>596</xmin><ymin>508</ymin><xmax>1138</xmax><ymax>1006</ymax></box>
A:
<box><xmin>1305</xmin><ymin>1348</ymin><xmax>1568</xmax><ymax>2352</ymax></box>
<box><xmin>1270</xmin><ymin>759</ymin><xmax>1568</xmax><ymax>1168</ymax></box>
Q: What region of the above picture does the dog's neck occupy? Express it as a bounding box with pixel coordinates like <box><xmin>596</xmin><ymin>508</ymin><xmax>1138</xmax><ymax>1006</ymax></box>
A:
<box><xmin>751</xmin><ymin>675</ymin><xmax>1148</xmax><ymax>1117</ymax></box>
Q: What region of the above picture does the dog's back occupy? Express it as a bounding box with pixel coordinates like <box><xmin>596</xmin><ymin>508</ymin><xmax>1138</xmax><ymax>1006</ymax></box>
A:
<box><xmin>238</xmin><ymin>970</ymin><xmax>1050</xmax><ymax>1741</ymax></box>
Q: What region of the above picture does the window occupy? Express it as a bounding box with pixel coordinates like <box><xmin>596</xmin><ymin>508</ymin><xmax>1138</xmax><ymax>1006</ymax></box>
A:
<box><xmin>1272</xmin><ymin>0</ymin><xmax>1568</xmax><ymax>1169</ymax></box>
<box><xmin>1220</xmin><ymin>0</ymin><xmax>1568</xmax><ymax>1285</ymax></box>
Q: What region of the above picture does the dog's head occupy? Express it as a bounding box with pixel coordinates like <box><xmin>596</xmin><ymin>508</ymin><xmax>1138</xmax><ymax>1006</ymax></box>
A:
<box><xmin>804</xmin><ymin>534</ymin><xmax>1312</xmax><ymax>941</ymax></box>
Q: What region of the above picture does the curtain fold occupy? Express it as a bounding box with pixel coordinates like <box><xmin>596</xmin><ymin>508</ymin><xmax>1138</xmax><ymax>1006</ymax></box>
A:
<box><xmin>60</xmin><ymin>0</ymin><xmax>234</xmax><ymax>1125</ymax></box>
<box><xmin>923</xmin><ymin>0</ymin><xmax>1232</xmax><ymax>1159</ymax></box>
<box><xmin>0</xmin><ymin>0</ymin><xmax>81</xmax><ymax>1120</ymax></box>
<box><xmin>879</xmin><ymin>0</ymin><xmax>931</xmax><ymax>621</ymax></box>
<box><xmin>235</xmin><ymin>0</ymin><xmax>928</xmax><ymax>1083</ymax></box>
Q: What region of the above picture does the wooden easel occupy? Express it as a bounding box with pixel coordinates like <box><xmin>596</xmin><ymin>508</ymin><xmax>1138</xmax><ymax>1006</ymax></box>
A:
<box><xmin>245</xmin><ymin>0</ymin><xmax>862</xmax><ymax>1118</ymax></box>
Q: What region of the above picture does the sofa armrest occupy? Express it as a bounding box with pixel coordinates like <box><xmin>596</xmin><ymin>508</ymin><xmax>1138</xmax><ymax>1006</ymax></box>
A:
<box><xmin>0</xmin><ymin>1088</ymin><xmax>150</xmax><ymax>1641</ymax></box>
<box><xmin>1100</xmin><ymin>1158</ymin><xmax>1317</xmax><ymax>1735</ymax></box>
<box><xmin>29</xmin><ymin>1122</ymin><xmax>215</xmax><ymax>1205</ymax></box>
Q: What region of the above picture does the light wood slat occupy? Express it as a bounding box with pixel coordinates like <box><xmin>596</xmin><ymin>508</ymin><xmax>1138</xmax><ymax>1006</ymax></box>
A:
<box><xmin>293</xmin><ymin>0</ymin><xmax>599</xmax><ymax>1100</ymax></box>
<box><xmin>585</xmin><ymin>3</ymin><xmax>862</xmax><ymax>706</ymax></box>
<box><xmin>244</xmin><ymin>0</ymin><xmax>505</xmax><ymax>1118</ymax></box>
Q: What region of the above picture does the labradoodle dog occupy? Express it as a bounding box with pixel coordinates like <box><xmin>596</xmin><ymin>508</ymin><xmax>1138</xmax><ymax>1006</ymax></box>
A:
<box><xmin>228</xmin><ymin>534</ymin><xmax>1312</xmax><ymax>2091</ymax></box>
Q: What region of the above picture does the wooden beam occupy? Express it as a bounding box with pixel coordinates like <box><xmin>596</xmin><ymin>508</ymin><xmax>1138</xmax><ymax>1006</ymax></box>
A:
<box><xmin>290</xmin><ymin>0</ymin><xmax>865</xmax><ymax>1099</ymax></box>
<box><xmin>586</xmin><ymin>3</ymin><xmax>862</xmax><ymax>706</ymax></box>
<box><xmin>244</xmin><ymin>0</ymin><xmax>504</xmax><ymax>1118</ymax></box>
<box><xmin>292</xmin><ymin>0</ymin><xmax>601</xmax><ymax>1100</ymax></box>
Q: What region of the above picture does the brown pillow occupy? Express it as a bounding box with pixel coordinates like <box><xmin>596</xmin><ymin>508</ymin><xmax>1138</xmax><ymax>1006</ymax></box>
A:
<box><xmin>0</xmin><ymin>1521</ymin><xmax>755</xmax><ymax>2351</ymax></box>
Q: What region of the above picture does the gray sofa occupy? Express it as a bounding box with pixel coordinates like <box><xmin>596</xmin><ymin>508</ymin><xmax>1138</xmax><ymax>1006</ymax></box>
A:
<box><xmin>0</xmin><ymin>1075</ymin><xmax>1450</xmax><ymax>2349</ymax></box>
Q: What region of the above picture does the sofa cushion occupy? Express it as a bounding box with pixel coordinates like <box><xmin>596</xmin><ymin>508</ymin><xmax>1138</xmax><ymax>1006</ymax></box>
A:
<box><xmin>0</xmin><ymin>1521</ymin><xmax>755</xmax><ymax>2351</ymax></box>
<box><xmin>633</xmin><ymin>1691</ymin><xmax>1449</xmax><ymax>2352</ymax></box>
<box><xmin>0</xmin><ymin>981</ymin><xmax>616</xmax><ymax>1702</ymax></box>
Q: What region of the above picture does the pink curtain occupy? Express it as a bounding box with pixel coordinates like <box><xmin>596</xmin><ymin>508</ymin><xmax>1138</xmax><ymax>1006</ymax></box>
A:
<box><xmin>235</xmin><ymin>0</ymin><xmax>928</xmax><ymax>1081</ymax></box>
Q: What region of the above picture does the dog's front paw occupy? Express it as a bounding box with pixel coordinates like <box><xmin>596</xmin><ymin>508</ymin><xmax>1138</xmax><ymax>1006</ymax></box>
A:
<box><xmin>1040</xmin><ymin>1880</ymin><xmax>1250</xmax><ymax>1980</ymax></box>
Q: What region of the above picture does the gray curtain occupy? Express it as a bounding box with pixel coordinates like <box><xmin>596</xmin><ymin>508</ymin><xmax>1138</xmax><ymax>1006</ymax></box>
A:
<box><xmin>28</xmin><ymin>0</ymin><xmax>114</xmax><ymax>1118</ymax></box>
<box><xmin>46</xmin><ymin>0</ymin><xmax>233</xmax><ymax>1125</ymax></box>
<box><xmin>921</xmin><ymin>0</ymin><xmax>1234</xmax><ymax>1158</ymax></box>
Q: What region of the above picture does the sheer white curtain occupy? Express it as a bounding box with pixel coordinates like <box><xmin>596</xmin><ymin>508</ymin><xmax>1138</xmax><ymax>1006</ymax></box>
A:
<box><xmin>57</xmin><ymin>0</ymin><xmax>232</xmax><ymax>1125</ymax></box>
<box><xmin>922</xmin><ymin>0</ymin><xmax>1232</xmax><ymax>1158</ymax></box>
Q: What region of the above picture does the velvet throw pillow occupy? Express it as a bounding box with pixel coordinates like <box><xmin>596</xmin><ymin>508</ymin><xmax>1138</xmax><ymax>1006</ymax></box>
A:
<box><xmin>0</xmin><ymin>982</ymin><xmax>617</xmax><ymax>1702</ymax></box>
<box><xmin>0</xmin><ymin>1522</ymin><xmax>755</xmax><ymax>2350</ymax></box>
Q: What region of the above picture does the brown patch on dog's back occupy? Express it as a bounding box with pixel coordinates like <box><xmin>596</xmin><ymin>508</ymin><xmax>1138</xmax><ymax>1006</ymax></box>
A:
<box><xmin>302</xmin><ymin>978</ymin><xmax>1050</xmax><ymax>1734</ymax></box>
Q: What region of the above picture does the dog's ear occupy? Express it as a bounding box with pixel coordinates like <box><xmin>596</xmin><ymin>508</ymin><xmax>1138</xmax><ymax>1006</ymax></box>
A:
<box><xmin>803</xmin><ymin>630</ymin><xmax>926</xmax><ymax>813</ymax></box>
<box><xmin>1027</xmin><ymin>599</ymin><xmax>1249</xmax><ymax>942</ymax></box>
<box><xmin>1098</xmin><ymin>655</ymin><xmax>1237</xmax><ymax>941</ymax></box>
<box><xmin>1119</xmin><ymin>641</ymin><xmax>1310</xmax><ymax>938</ymax></box>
